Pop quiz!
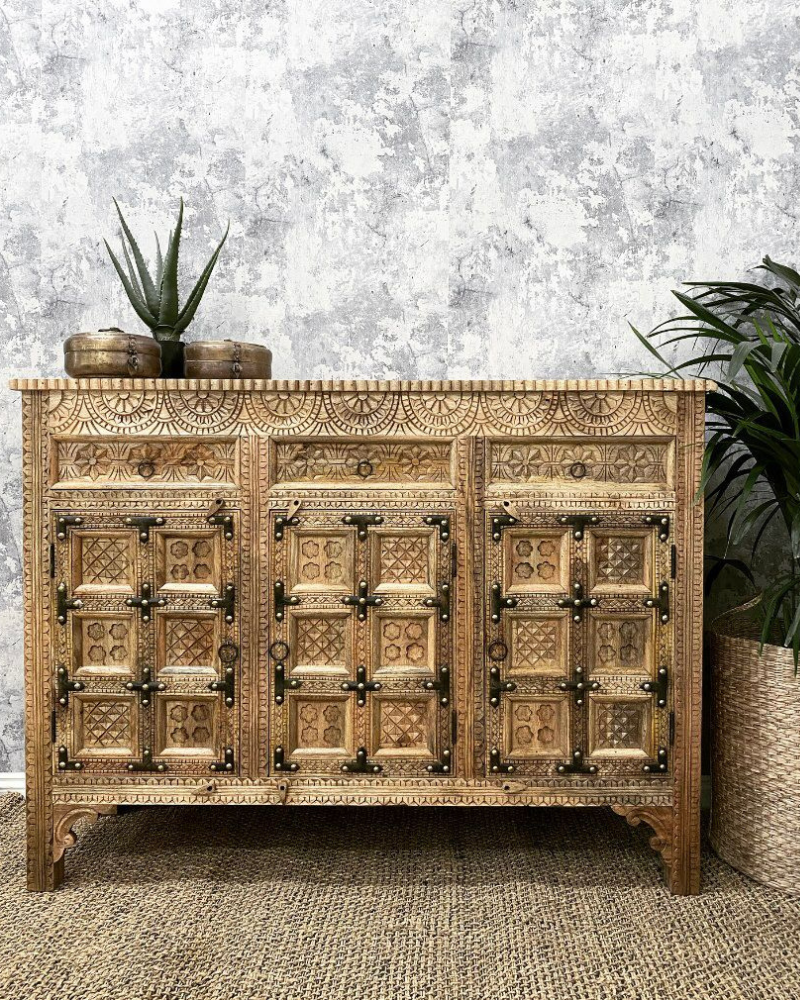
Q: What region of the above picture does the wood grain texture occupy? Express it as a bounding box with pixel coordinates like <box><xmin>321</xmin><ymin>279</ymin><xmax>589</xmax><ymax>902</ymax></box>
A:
<box><xmin>14</xmin><ymin>380</ymin><xmax>706</xmax><ymax>893</ymax></box>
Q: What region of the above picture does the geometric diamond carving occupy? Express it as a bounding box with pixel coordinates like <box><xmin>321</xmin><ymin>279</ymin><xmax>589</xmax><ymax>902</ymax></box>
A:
<box><xmin>80</xmin><ymin>536</ymin><xmax>131</xmax><ymax>586</ymax></box>
<box><xmin>378</xmin><ymin>534</ymin><xmax>429</xmax><ymax>586</ymax></box>
<box><xmin>595</xmin><ymin>536</ymin><xmax>645</xmax><ymax>586</ymax></box>
<box><xmin>594</xmin><ymin>702</ymin><xmax>645</xmax><ymax>750</ymax></box>
<box><xmin>510</xmin><ymin>616</ymin><xmax>565</xmax><ymax>675</ymax></box>
<box><xmin>164</xmin><ymin>618</ymin><xmax>216</xmax><ymax>668</ymax></box>
<box><xmin>295</xmin><ymin>616</ymin><xmax>346</xmax><ymax>667</ymax></box>
<box><xmin>378</xmin><ymin>699</ymin><xmax>431</xmax><ymax>751</ymax></box>
<box><xmin>81</xmin><ymin>699</ymin><xmax>132</xmax><ymax>748</ymax></box>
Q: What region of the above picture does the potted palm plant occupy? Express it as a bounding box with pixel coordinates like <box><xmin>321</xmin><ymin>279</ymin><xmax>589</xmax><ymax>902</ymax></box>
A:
<box><xmin>104</xmin><ymin>198</ymin><xmax>229</xmax><ymax>377</ymax></box>
<box><xmin>634</xmin><ymin>257</ymin><xmax>800</xmax><ymax>895</ymax></box>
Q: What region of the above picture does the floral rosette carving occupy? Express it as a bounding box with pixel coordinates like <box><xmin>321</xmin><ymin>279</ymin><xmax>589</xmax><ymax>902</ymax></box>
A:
<box><xmin>563</xmin><ymin>391</ymin><xmax>638</xmax><ymax>433</ymax></box>
<box><xmin>163</xmin><ymin>390</ymin><xmax>242</xmax><ymax>432</ymax></box>
<box><xmin>325</xmin><ymin>391</ymin><xmax>398</xmax><ymax>433</ymax></box>
<box><xmin>481</xmin><ymin>391</ymin><xmax>559</xmax><ymax>433</ymax></box>
<box><xmin>402</xmin><ymin>391</ymin><xmax>479</xmax><ymax>434</ymax></box>
<box><xmin>86</xmin><ymin>390</ymin><xmax>160</xmax><ymax>432</ymax></box>
<box><xmin>245</xmin><ymin>391</ymin><xmax>322</xmax><ymax>433</ymax></box>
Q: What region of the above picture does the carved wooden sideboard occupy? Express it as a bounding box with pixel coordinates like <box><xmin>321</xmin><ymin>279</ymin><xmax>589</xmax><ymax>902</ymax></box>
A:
<box><xmin>12</xmin><ymin>378</ymin><xmax>708</xmax><ymax>893</ymax></box>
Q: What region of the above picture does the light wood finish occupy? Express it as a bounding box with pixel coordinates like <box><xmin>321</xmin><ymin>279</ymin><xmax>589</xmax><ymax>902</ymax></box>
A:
<box><xmin>12</xmin><ymin>379</ymin><xmax>708</xmax><ymax>893</ymax></box>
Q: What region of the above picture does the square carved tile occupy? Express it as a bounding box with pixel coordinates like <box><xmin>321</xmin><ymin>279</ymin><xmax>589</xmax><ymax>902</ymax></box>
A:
<box><xmin>507</xmin><ymin>611</ymin><xmax>569</xmax><ymax>677</ymax></box>
<box><xmin>503</xmin><ymin>529</ymin><xmax>570</xmax><ymax>594</ymax></box>
<box><xmin>72</xmin><ymin>694</ymin><xmax>137</xmax><ymax>758</ymax></box>
<box><xmin>288</xmin><ymin>610</ymin><xmax>352</xmax><ymax>676</ymax></box>
<box><xmin>587</xmin><ymin>695</ymin><xmax>653</xmax><ymax>759</ymax></box>
<box><xmin>155</xmin><ymin>530</ymin><xmax>222</xmax><ymax>595</ymax></box>
<box><xmin>371</xmin><ymin>529</ymin><xmax>435</xmax><ymax>594</ymax></box>
<box><xmin>288</xmin><ymin>530</ymin><xmax>354</xmax><ymax>594</ymax></box>
<box><xmin>154</xmin><ymin>695</ymin><xmax>218</xmax><ymax>758</ymax></box>
<box><xmin>156</xmin><ymin>612</ymin><xmax>219</xmax><ymax>676</ymax></box>
<box><xmin>72</xmin><ymin>612</ymin><xmax>135</xmax><ymax>676</ymax></box>
<box><xmin>70</xmin><ymin>530</ymin><xmax>136</xmax><ymax>595</ymax></box>
<box><xmin>588</xmin><ymin>613</ymin><xmax>654</xmax><ymax>675</ymax></box>
<box><xmin>587</xmin><ymin>530</ymin><xmax>653</xmax><ymax>594</ymax></box>
<box><xmin>373</xmin><ymin>612</ymin><xmax>435</xmax><ymax>674</ymax></box>
<box><xmin>287</xmin><ymin>695</ymin><xmax>353</xmax><ymax>757</ymax></box>
<box><xmin>503</xmin><ymin>695</ymin><xmax>570</xmax><ymax>759</ymax></box>
<box><xmin>371</xmin><ymin>695</ymin><xmax>436</xmax><ymax>758</ymax></box>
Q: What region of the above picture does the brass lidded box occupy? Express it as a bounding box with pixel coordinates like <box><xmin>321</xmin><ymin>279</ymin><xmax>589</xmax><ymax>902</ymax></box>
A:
<box><xmin>185</xmin><ymin>340</ymin><xmax>272</xmax><ymax>379</ymax></box>
<box><xmin>63</xmin><ymin>329</ymin><xmax>161</xmax><ymax>377</ymax></box>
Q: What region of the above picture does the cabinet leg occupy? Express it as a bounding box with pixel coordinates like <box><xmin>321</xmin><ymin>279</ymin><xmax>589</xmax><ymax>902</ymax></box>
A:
<box><xmin>611</xmin><ymin>804</ymin><xmax>698</xmax><ymax>894</ymax></box>
<box><xmin>26</xmin><ymin>803</ymin><xmax>117</xmax><ymax>891</ymax></box>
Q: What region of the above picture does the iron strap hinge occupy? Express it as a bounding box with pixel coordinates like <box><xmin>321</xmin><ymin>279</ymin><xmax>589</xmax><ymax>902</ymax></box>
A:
<box><xmin>490</xmin><ymin>582</ymin><xmax>518</xmax><ymax>623</ymax></box>
<box><xmin>57</xmin><ymin>745</ymin><xmax>83</xmax><ymax>771</ymax></box>
<box><xmin>490</xmin><ymin>512</ymin><xmax>517</xmax><ymax>541</ymax></box>
<box><xmin>207</xmin><ymin>512</ymin><xmax>234</xmax><ymax>541</ymax></box>
<box><xmin>557</xmin><ymin>582</ymin><xmax>597</xmax><ymax>623</ymax></box>
<box><xmin>125</xmin><ymin>667</ymin><xmax>165</xmax><ymax>707</ymax></box>
<box><xmin>422</xmin><ymin>665</ymin><xmax>450</xmax><ymax>706</ymax></box>
<box><xmin>274</xmin><ymin>580</ymin><xmax>300</xmax><ymax>622</ymax></box>
<box><xmin>342</xmin><ymin>513</ymin><xmax>384</xmax><ymax>540</ymax></box>
<box><xmin>56</xmin><ymin>665</ymin><xmax>84</xmax><ymax>707</ymax></box>
<box><xmin>274</xmin><ymin>745</ymin><xmax>298</xmax><ymax>772</ymax></box>
<box><xmin>423</xmin><ymin>515</ymin><xmax>450</xmax><ymax>541</ymax></box>
<box><xmin>208</xmin><ymin>644</ymin><xmax>237</xmax><ymax>707</ymax></box>
<box><xmin>489</xmin><ymin>748</ymin><xmax>515</xmax><ymax>774</ymax></box>
<box><xmin>644</xmin><ymin>582</ymin><xmax>670</xmax><ymax>624</ymax></box>
<box><xmin>342</xmin><ymin>580</ymin><xmax>383</xmax><ymax>621</ymax></box>
<box><xmin>640</xmin><ymin>666</ymin><xmax>668</xmax><ymax>708</ymax></box>
<box><xmin>56</xmin><ymin>515</ymin><xmax>84</xmax><ymax>540</ymax></box>
<box><xmin>275</xmin><ymin>498</ymin><xmax>303</xmax><ymax>541</ymax></box>
<box><xmin>210</xmin><ymin>747</ymin><xmax>235</xmax><ymax>773</ymax></box>
<box><xmin>489</xmin><ymin>666</ymin><xmax>516</xmax><ymax>707</ymax></box>
<box><xmin>341</xmin><ymin>747</ymin><xmax>382</xmax><ymax>774</ymax></box>
<box><xmin>557</xmin><ymin>749</ymin><xmax>598</xmax><ymax>775</ymax></box>
<box><xmin>124</xmin><ymin>515</ymin><xmax>165</xmax><ymax>543</ymax></box>
<box><xmin>210</xmin><ymin>584</ymin><xmax>236</xmax><ymax>624</ymax></box>
<box><xmin>426</xmin><ymin>749</ymin><xmax>452</xmax><ymax>774</ymax></box>
<box><xmin>643</xmin><ymin>747</ymin><xmax>669</xmax><ymax>774</ymax></box>
<box><xmin>559</xmin><ymin>666</ymin><xmax>600</xmax><ymax>706</ymax></box>
<box><xmin>125</xmin><ymin>583</ymin><xmax>166</xmax><ymax>623</ymax></box>
<box><xmin>423</xmin><ymin>581</ymin><xmax>451</xmax><ymax>622</ymax></box>
<box><xmin>643</xmin><ymin>514</ymin><xmax>670</xmax><ymax>542</ymax></box>
<box><xmin>558</xmin><ymin>514</ymin><xmax>600</xmax><ymax>541</ymax></box>
<box><xmin>127</xmin><ymin>747</ymin><xmax>167</xmax><ymax>773</ymax></box>
<box><xmin>56</xmin><ymin>583</ymin><xmax>83</xmax><ymax>624</ymax></box>
<box><xmin>341</xmin><ymin>665</ymin><xmax>381</xmax><ymax>707</ymax></box>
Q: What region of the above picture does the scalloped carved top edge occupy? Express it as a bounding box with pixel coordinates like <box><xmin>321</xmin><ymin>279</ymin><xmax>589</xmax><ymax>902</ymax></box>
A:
<box><xmin>9</xmin><ymin>377</ymin><xmax>715</xmax><ymax>392</ymax></box>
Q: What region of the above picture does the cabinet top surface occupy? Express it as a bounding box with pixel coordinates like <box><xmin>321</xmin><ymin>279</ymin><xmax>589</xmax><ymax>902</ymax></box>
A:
<box><xmin>9</xmin><ymin>377</ymin><xmax>714</xmax><ymax>392</ymax></box>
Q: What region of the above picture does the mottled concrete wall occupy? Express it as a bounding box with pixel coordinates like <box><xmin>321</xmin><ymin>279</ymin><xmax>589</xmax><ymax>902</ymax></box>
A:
<box><xmin>0</xmin><ymin>1</ymin><xmax>797</xmax><ymax>769</ymax></box>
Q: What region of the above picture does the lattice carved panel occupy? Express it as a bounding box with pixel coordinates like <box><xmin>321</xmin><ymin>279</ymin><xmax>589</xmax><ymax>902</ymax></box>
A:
<box><xmin>372</xmin><ymin>530</ymin><xmax>435</xmax><ymax>593</ymax></box>
<box><xmin>372</xmin><ymin>696</ymin><xmax>435</xmax><ymax>757</ymax></box>
<box><xmin>587</xmin><ymin>530</ymin><xmax>653</xmax><ymax>594</ymax></box>
<box><xmin>289</xmin><ymin>611</ymin><xmax>351</xmax><ymax>676</ymax></box>
<box><xmin>508</xmin><ymin>612</ymin><xmax>569</xmax><ymax>677</ymax></box>
<box><xmin>156</xmin><ymin>613</ymin><xmax>219</xmax><ymax>675</ymax></box>
<box><xmin>588</xmin><ymin>696</ymin><xmax>653</xmax><ymax>759</ymax></box>
<box><xmin>504</xmin><ymin>696</ymin><xmax>570</xmax><ymax>758</ymax></box>
<box><xmin>71</xmin><ymin>531</ymin><xmax>136</xmax><ymax>595</ymax></box>
<box><xmin>73</xmin><ymin>695</ymin><xmax>137</xmax><ymax>758</ymax></box>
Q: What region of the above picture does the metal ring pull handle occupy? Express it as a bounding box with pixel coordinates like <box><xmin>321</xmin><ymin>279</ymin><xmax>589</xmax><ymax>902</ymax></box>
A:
<box><xmin>268</xmin><ymin>640</ymin><xmax>290</xmax><ymax>662</ymax></box>
<box><xmin>356</xmin><ymin>459</ymin><xmax>374</xmax><ymax>479</ymax></box>
<box><xmin>137</xmin><ymin>460</ymin><xmax>156</xmax><ymax>479</ymax></box>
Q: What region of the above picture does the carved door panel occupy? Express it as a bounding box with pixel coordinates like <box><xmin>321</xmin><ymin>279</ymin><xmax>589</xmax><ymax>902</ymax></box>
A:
<box><xmin>484</xmin><ymin>507</ymin><xmax>672</xmax><ymax>780</ymax></box>
<box><xmin>52</xmin><ymin>507</ymin><xmax>239</xmax><ymax>776</ymax></box>
<box><xmin>269</xmin><ymin>506</ymin><xmax>454</xmax><ymax>777</ymax></box>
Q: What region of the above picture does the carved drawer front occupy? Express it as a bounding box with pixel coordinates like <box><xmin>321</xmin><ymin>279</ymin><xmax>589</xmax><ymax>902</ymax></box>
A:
<box><xmin>483</xmin><ymin>505</ymin><xmax>672</xmax><ymax>781</ymax></box>
<box><xmin>269</xmin><ymin>504</ymin><xmax>455</xmax><ymax>777</ymax></box>
<box><xmin>52</xmin><ymin>437</ymin><xmax>238</xmax><ymax>488</ymax></box>
<box><xmin>273</xmin><ymin>439</ymin><xmax>454</xmax><ymax>487</ymax></box>
<box><xmin>52</xmin><ymin>506</ymin><xmax>240</xmax><ymax>776</ymax></box>
<box><xmin>488</xmin><ymin>438</ymin><xmax>673</xmax><ymax>489</ymax></box>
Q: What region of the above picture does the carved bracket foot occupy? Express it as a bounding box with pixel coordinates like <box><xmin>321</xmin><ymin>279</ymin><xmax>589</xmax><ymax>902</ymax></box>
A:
<box><xmin>53</xmin><ymin>804</ymin><xmax>118</xmax><ymax>865</ymax></box>
<box><xmin>612</xmin><ymin>804</ymin><xmax>675</xmax><ymax>887</ymax></box>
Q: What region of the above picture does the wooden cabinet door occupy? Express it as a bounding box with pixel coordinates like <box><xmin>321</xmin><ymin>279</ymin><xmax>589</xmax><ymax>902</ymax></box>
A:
<box><xmin>483</xmin><ymin>506</ymin><xmax>672</xmax><ymax>781</ymax></box>
<box><xmin>52</xmin><ymin>507</ymin><xmax>239</xmax><ymax>776</ymax></box>
<box><xmin>269</xmin><ymin>505</ymin><xmax>455</xmax><ymax>777</ymax></box>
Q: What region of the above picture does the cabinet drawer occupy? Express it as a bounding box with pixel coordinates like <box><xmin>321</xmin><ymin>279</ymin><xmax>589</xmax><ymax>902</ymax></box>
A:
<box><xmin>488</xmin><ymin>438</ymin><xmax>673</xmax><ymax>489</ymax></box>
<box><xmin>273</xmin><ymin>439</ymin><xmax>454</xmax><ymax>486</ymax></box>
<box><xmin>52</xmin><ymin>438</ymin><xmax>238</xmax><ymax>488</ymax></box>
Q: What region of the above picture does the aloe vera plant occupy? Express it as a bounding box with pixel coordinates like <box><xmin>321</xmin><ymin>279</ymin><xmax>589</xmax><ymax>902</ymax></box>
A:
<box><xmin>105</xmin><ymin>199</ymin><xmax>229</xmax><ymax>375</ymax></box>
<box><xmin>632</xmin><ymin>257</ymin><xmax>800</xmax><ymax>664</ymax></box>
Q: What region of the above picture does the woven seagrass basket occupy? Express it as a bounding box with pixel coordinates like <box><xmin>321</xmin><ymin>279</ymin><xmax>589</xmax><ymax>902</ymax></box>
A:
<box><xmin>709</xmin><ymin>598</ymin><xmax>800</xmax><ymax>895</ymax></box>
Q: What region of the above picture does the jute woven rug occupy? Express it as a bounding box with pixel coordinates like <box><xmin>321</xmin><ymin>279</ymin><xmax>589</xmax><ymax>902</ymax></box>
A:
<box><xmin>0</xmin><ymin>794</ymin><xmax>797</xmax><ymax>1000</ymax></box>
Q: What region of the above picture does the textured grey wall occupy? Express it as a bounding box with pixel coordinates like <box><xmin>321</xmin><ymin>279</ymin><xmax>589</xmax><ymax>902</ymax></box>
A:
<box><xmin>0</xmin><ymin>1</ymin><xmax>798</xmax><ymax>770</ymax></box>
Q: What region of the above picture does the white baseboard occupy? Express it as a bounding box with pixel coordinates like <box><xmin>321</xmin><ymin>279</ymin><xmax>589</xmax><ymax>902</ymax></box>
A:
<box><xmin>0</xmin><ymin>773</ymin><xmax>25</xmax><ymax>794</ymax></box>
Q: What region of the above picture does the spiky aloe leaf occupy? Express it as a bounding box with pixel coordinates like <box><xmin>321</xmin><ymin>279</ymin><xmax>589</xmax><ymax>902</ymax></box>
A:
<box><xmin>154</xmin><ymin>232</ymin><xmax>164</xmax><ymax>290</ymax></box>
<box><xmin>104</xmin><ymin>239</ymin><xmax>158</xmax><ymax>329</ymax></box>
<box><xmin>174</xmin><ymin>222</ymin><xmax>230</xmax><ymax>335</ymax></box>
<box><xmin>120</xmin><ymin>236</ymin><xmax>146</xmax><ymax>308</ymax></box>
<box><xmin>113</xmin><ymin>199</ymin><xmax>160</xmax><ymax>316</ymax></box>
<box><xmin>157</xmin><ymin>201</ymin><xmax>183</xmax><ymax>329</ymax></box>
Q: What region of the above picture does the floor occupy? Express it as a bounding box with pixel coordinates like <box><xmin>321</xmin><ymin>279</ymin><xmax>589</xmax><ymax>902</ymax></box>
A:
<box><xmin>0</xmin><ymin>794</ymin><xmax>797</xmax><ymax>1000</ymax></box>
